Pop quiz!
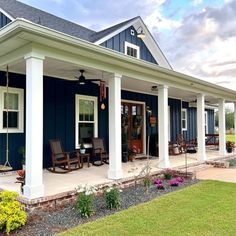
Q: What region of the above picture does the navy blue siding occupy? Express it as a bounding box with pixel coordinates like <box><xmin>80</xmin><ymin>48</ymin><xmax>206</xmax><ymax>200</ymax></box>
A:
<box><xmin>0</xmin><ymin>12</ymin><xmax>11</xmax><ymax>28</ymax></box>
<box><xmin>182</xmin><ymin>102</ymin><xmax>215</xmax><ymax>141</ymax></box>
<box><xmin>100</xmin><ymin>26</ymin><xmax>157</xmax><ymax>65</ymax></box>
<box><xmin>0</xmin><ymin>71</ymin><xmax>215</xmax><ymax>170</ymax></box>
<box><xmin>169</xmin><ymin>99</ymin><xmax>181</xmax><ymax>141</ymax></box>
<box><xmin>0</xmin><ymin>71</ymin><xmax>25</xmax><ymax>170</ymax></box>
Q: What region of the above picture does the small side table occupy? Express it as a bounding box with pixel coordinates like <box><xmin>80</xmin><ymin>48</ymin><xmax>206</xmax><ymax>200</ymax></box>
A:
<box><xmin>80</xmin><ymin>153</ymin><xmax>90</xmax><ymax>168</ymax></box>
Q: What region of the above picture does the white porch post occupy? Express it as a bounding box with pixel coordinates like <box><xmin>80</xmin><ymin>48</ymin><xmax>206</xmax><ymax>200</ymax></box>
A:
<box><xmin>108</xmin><ymin>73</ymin><xmax>123</xmax><ymax>179</ymax></box>
<box><xmin>197</xmin><ymin>94</ymin><xmax>206</xmax><ymax>161</ymax></box>
<box><xmin>23</xmin><ymin>52</ymin><xmax>45</xmax><ymax>199</ymax></box>
<box><xmin>158</xmin><ymin>85</ymin><xmax>169</xmax><ymax>168</ymax></box>
<box><xmin>234</xmin><ymin>102</ymin><xmax>236</xmax><ymax>145</ymax></box>
<box><xmin>219</xmin><ymin>98</ymin><xmax>226</xmax><ymax>155</ymax></box>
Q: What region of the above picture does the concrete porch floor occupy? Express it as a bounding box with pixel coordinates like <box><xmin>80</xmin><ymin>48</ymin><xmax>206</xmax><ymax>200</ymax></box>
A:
<box><xmin>0</xmin><ymin>149</ymin><xmax>235</xmax><ymax>198</ymax></box>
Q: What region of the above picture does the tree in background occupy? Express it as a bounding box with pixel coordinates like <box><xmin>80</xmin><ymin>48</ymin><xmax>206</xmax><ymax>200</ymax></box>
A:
<box><xmin>215</xmin><ymin>109</ymin><xmax>234</xmax><ymax>131</ymax></box>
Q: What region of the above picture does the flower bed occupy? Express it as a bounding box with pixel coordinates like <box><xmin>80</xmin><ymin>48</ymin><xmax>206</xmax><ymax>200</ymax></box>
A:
<box><xmin>8</xmin><ymin>175</ymin><xmax>198</xmax><ymax>236</ymax></box>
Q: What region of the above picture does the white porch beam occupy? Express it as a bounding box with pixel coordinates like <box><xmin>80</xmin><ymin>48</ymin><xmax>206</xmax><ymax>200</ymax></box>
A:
<box><xmin>158</xmin><ymin>85</ymin><xmax>170</xmax><ymax>168</ymax></box>
<box><xmin>23</xmin><ymin>52</ymin><xmax>45</xmax><ymax>199</ymax></box>
<box><xmin>219</xmin><ymin>99</ymin><xmax>226</xmax><ymax>155</ymax></box>
<box><xmin>108</xmin><ymin>73</ymin><xmax>123</xmax><ymax>179</ymax></box>
<box><xmin>197</xmin><ymin>94</ymin><xmax>206</xmax><ymax>161</ymax></box>
<box><xmin>234</xmin><ymin>102</ymin><xmax>236</xmax><ymax>145</ymax></box>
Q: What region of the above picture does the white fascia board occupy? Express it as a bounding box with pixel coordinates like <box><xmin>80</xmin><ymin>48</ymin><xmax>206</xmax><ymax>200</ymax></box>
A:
<box><xmin>94</xmin><ymin>17</ymin><xmax>172</xmax><ymax>70</ymax></box>
<box><xmin>0</xmin><ymin>8</ymin><xmax>15</xmax><ymax>21</ymax></box>
<box><xmin>1</xmin><ymin>19</ymin><xmax>236</xmax><ymax>101</ymax></box>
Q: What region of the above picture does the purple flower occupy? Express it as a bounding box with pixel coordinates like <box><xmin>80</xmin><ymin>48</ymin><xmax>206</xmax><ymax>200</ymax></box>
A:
<box><xmin>154</xmin><ymin>179</ymin><xmax>162</xmax><ymax>185</ymax></box>
<box><xmin>169</xmin><ymin>179</ymin><xmax>179</xmax><ymax>187</ymax></box>
<box><xmin>156</xmin><ymin>183</ymin><xmax>165</xmax><ymax>190</ymax></box>
<box><xmin>175</xmin><ymin>176</ymin><xmax>184</xmax><ymax>183</ymax></box>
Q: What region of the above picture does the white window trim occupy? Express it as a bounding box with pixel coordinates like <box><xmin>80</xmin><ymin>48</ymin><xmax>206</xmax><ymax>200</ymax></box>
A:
<box><xmin>182</xmin><ymin>108</ymin><xmax>187</xmax><ymax>131</ymax></box>
<box><xmin>205</xmin><ymin>111</ymin><xmax>208</xmax><ymax>134</ymax></box>
<box><xmin>0</xmin><ymin>86</ymin><xmax>24</xmax><ymax>133</ymax></box>
<box><xmin>75</xmin><ymin>95</ymin><xmax>98</xmax><ymax>149</ymax></box>
<box><xmin>124</xmin><ymin>41</ymin><xmax>140</xmax><ymax>59</ymax></box>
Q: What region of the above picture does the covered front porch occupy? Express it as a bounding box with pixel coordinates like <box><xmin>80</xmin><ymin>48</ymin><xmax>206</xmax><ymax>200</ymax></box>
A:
<box><xmin>1</xmin><ymin>19</ymin><xmax>236</xmax><ymax>200</ymax></box>
<box><xmin>1</xmin><ymin>149</ymin><xmax>235</xmax><ymax>198</ymax></box>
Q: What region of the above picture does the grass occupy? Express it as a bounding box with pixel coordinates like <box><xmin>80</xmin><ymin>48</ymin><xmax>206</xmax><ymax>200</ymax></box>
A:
<box><xmin>58</xmin><ymin>181</ymin><xmax>236</xmax><ymax>236</ymax></box>
<box><xmin>226</xmin><ymin>134</ymin><xmax>235</xmax><ymax>142</ymax></box>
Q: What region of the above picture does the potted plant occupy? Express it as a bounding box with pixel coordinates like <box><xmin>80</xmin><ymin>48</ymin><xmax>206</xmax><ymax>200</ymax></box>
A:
<box><xmin>80</xmin><ymin>140</ymin><xmax>86</xmax><ymax>154</ymax></box>
<box><xmin>226</xmin><ymin>141</ymin><xmax>234</xmax><ymax>153</ymax></box>
<box><xmin>128</xmin><ymin>145</ymin><xmax>138</xmax><ymax>161</ymax></box>
<box><xmin>18</xmin><ymin>146</ymin><xmax>25</xmax><ymax>170</ymax></box>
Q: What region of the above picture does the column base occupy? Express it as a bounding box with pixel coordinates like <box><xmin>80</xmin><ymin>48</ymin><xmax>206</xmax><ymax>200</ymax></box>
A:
<box><xmin>23</xmin><ymin>184</ymin><xmax>44</xmax><ymax>199</ymax></box>
<box><xmin>158</xmin><ymin>159</ymin><xmax>170</xmax><ymax>169</ymax></box>
<box><xmin>108</xmin><ymin>169</ymin><xmax>123</xmax><ymax>180</ymax></box>
<box><xmin>198</xmin><ymin>153</ymin><xmax>207</xmax><ymax>161</ymax></box>
<box><xmin>219</xmin><ymin>150</ymin><xmax>227</xmax><ymax>156</ymax></box>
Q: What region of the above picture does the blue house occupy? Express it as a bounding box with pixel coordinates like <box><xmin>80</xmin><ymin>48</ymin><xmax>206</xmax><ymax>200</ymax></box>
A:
<box><xmin>0</xmin><ymin>0</ymin><xmax>236</xmax><ymax>199</ymax></box>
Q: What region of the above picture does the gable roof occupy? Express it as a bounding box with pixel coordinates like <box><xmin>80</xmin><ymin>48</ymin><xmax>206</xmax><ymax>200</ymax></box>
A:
<box><xmin>0</xmin><ymin>0</ymin><xmax>95</xmax><ymax>41</ymax></box>
<box><xmin>0</xmin><ymin>0</ymin><xmax>171</xmax><ymax>69</ymax></box>
<box><xmin>90</xmin><ymin>17</ymin><xmax>139</xmax><ymax>42</ymax></box>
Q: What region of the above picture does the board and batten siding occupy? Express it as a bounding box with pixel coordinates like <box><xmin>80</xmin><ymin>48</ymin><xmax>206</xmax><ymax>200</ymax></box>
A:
<box><xmin>0</xmin><ymin>12</ymin><xmax>11</xmax><ymax>28</ymax></box>
<box><xmin>100</xmin><ymin>26</ymin><xmax>157</xmax><ymax>64</ymax></box>
<box><xmin>182</xmin><ymin>101</ymin><xmax>215</xmax><ymax>141</ymax></box>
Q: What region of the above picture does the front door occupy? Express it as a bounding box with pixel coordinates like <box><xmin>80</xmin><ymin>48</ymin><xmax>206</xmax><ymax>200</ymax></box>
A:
<box><xmin>121</xmin><ymin>102</ymin><xmax>144</xmax><ymax>154</ymax></box>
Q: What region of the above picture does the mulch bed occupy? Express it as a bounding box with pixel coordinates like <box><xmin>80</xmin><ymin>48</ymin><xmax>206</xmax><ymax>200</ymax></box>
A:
<box><xmin>5</xmin><ymin>178</ymin><xmax>198</xmax><ymax>236</ymax></box>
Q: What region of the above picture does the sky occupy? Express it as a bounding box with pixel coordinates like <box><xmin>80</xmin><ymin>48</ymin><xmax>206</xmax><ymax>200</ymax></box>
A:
<box><xmin>19</xmin><ymin>0</ymin><xmax>236</xmax><ymax>91</ymax></box>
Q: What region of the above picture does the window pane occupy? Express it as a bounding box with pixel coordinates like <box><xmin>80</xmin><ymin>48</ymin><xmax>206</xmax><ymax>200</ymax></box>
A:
<box><xmin>182</xmin><ymin>120</ymin><xmax>186</xmax><ymax>129</ymax></box>
<box><xmin>79</xmin><ymin>123</ymin><xmax>94</xmax><ymax>144</ymax></box>
<box><xmin>3</xmin><ymin>111</ymin><xmax>18</xmax><ymax>128</ymax></box>
<box><xmin>132</xmin><ymin>106</ymin><xmax>136</xmax><ymax>115</ymax></box>
<box><xmin>79</xmin><ymin>99</ymin><xmax>94</xmax><ymax>121</ymax></box>
<box><xmin>4</xmin><ymin>93</ymin><xmax>18</xmax><ymax>110</ymax></box>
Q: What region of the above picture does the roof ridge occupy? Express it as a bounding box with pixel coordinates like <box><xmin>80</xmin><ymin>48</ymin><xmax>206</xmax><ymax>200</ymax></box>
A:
<box><xmin>0</xmin><ymin>0</ymin><xmax>95</xmax><ymax>33</ymax></box>
<box><xmin>91</xmin><ymin>16</ymin><xmax>140</xmax><ymax>42</ymax></box>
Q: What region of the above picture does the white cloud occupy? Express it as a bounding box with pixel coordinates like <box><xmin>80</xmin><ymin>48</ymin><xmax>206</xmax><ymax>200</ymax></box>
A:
<box><xmin>192</xmin><ymin>0</ymin><xmax>203</xmax><ymax>6</ymax></box>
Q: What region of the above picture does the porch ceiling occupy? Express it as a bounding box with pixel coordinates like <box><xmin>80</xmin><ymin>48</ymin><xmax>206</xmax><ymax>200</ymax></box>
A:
<box><xmin>4</xmin><ymin>57</ymin><xmax>218</xmax><ymax>103</ymax></box>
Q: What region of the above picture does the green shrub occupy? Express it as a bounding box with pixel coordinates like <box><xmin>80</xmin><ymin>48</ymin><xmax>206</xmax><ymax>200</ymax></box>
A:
<box><xmin>75</xmin><ymin>185</ymin><xmax>96</xmax><ymax>218</ymax></box>
<box><xmin>105</xmin><ymin>185</ymin><xmax>121</xmax><ymax>210</ymax></box>
<box><xmin>0</xmin><ymin>190</ymin><xmax>27</xmax><ymax>234</ymax></box>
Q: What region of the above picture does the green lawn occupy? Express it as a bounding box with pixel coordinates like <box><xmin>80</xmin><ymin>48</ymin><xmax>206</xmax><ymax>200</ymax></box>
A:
<box><xmin>58</xmin><ymin>181</ymin><xmax>236</xmax><ymax>236</ymax></box>
<box><xmin>226</xmin><ymin>134</ymin><xmax>235</xmax><ymax>142</ymax></box>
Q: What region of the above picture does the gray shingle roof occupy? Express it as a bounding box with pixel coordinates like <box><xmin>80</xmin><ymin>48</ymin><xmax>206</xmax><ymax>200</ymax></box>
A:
<box><xmin>90</xmin><ymin>16</ymin><xmax>139</xmax><ymax>42</ymax></box>
<box><xmin>0</xmin><ymin>0</ymin><xmax>95</xmax><ymax>41</ymax></box>
<box><xmin>0</xmin><ymin>0</ymin><xmax>139</xmax><ymax>43</ymax></box>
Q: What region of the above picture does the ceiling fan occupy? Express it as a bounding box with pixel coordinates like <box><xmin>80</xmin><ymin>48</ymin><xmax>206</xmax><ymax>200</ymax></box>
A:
<box><xmin>75</xmin><ymin>69</ymin><xmax>101</xmax><ymax>85</ymax></box>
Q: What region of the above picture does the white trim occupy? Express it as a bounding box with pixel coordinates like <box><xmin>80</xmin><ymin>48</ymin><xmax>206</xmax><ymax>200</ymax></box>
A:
<box><xmin>124</xmin><ymin>41</ymin><xmax>140</xmax><ymax>59</ymax></box>
<box><xmin>94</xmin><ymin>17</ymin><xmax>172</xmax><ymax>69</ymax></box>
<box><xmin>0</xmin><ymin>86</ymin><xmax>24</xmax><ymax>133</ymax></box>
<box><xmin>0</xmin><ymin>8</ymin><xmax>15</xmax><ymax>21</ymax></box>
<box><xmin>75</xmin><ymin>94</ymin><xmax>98</xmax><ymax>149</ymax></box>
<box><xmin>168</xmin><ymin>106</ymin><xmax>171</xmax><ymax>141</ymax></box>
<box><xmin>205</xmin><ymin>111</ymin><xmax>208</xmax><ymax>134</ymax></box>
<box><xmin>1</xmin><ymin>19</ymin><xmax>236</xmax><ymax>102</ymax></box>
<box><xmin>121</xmin><ymin>99</ymin><xmax>146</xmax><ymax>155</ymax></box>
<box><xmin>182</xmin><ymin>108</ymin><xmax>187</xmax><ymax>131</ymax></box>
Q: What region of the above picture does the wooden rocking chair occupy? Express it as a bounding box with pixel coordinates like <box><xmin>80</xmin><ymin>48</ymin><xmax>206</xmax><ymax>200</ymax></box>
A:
<box><xmin>48</xmin><ymin>139</ymin><xmax>80</xmax><ymax>173</ymax></box>
<box><xmin>92</xmin><ymin>138</ymin><xmax>109</xmax><ymax>166</ymax></box>
<box><xmin>177</xmin><ymin>134</ymin><xmax>196</xmax><ymax>154</ymax></box>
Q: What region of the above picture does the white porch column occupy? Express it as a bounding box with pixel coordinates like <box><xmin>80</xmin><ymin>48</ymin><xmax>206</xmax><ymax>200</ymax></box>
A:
<box><xmin>23</xmin><ymin>52</ymin><xmax>45</xmax><ymax>199</ymax></box>
<box><xmin>219</xmin><ymin>98</ymin><xmax>226</xmax><ymax>155</ymax></box>
<box><xmin>108</xmin><ymin>73</ymin><xmax>123</xmax><ymax>179</ymax></box>
<box><xmin>197</xmin><ymin>94</ymin><xmax>206</xmax><ymax>161</ymax></box>
<box><xmin>158</xmin><ymin>85</ymin><xmax>169</xmax><ymax>168</ymax></box>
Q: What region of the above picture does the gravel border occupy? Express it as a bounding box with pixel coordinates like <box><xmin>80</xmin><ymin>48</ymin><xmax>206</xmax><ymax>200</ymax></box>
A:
<box><xmin>7</xmin><ymin>178</ymin><xmax>198</xmax><ymax>236</ymax></box>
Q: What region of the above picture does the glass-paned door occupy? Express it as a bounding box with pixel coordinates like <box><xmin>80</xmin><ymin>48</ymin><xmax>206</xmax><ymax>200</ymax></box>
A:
<box><xmin>121</xmin><ymin>102</ymin><xmax>144</xmax><ymax>153</ymax></box>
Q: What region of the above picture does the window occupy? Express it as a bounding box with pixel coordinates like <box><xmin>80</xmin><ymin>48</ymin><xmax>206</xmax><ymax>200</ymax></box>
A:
<box><xmin>182</xmin><ymin>109</ymin><xmax>187</xmax><ymax>131</ymax></box>
<box><xmin>124</xmin><ymin>41</ymin><xmax>140</xmax><ymax>59</ymax></box>
<box><xmin>75</xmin><ymin>95</ymin><xmax>98</xmax><ymax>148</ymax></box>
<box><xmin>0</xmin><ymin>87</ymin><xmax>24</xmax><ymax>133</ymax></box>
<box><xmin>205</xmin><ymin>111</ymin><xmax>208</xmax><ymax>134</ymax></box>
